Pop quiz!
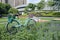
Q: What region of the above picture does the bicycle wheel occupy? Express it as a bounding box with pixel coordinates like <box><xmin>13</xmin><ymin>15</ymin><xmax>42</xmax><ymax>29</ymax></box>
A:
<box><xmin>27</xmin><ymin>19</ymin><xmax>36</xmax><ymax>30</ymax></box>
<box><xmin>6</xmin><ymin>21</ymin><xmax>19</xmax><ymax>34</ymax></box>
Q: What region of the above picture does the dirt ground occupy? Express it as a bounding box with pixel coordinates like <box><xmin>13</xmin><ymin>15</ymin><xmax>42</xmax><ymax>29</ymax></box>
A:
<box><xmin>37</xmin><ymin>19</ymin><xmax>50</xmax><ymax>22</ymax></box>
<box><xmin>19</xmin><ymin>16</ymin><xmax>60</xmax><ymax>22</ymax></box>
<box><xmin>36</xmin><ymin>18</ymin><xmax>60</xmax><ymax>22</ymax></box>
<box><xmin>54</xmin><ymin>18</ymin><xmax>60</xmax><ymax>20</ymax></box>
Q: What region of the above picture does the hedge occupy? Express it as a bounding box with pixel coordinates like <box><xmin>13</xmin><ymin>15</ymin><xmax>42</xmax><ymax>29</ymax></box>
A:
<box><xmin>28</xmin><ymin>11</ymin><xmax>60</xmax><ymax>17</ymax></box>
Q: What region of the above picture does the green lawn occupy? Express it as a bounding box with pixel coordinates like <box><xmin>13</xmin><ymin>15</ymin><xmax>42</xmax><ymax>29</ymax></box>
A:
<box><xmin>40</xmin><ymin>17</ymin><xmax>58</xmax><ymax>20</ymax></box>
<box><xmin>0</xmin><ymin>18</ymin><xmax>7</xmax><ymax>21</ymax></box>
<box><xmin>0</xmin><ymin>17</ymin><xmax>58</xmax><ymax>22</ymax></box>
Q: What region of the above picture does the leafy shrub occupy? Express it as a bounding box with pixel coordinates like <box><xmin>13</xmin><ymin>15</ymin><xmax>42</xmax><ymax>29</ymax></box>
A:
<box><xmin>0</xmin><ymin>23</ymin><xmax>38</xmax><ymax>40</ymax></box>
<box><xmin>0</xmin><ymin>21</ymin><xmax>60</xmax><ymax>40</ymax></box>
<box><xmin>41</xmin><ymin>11</ymin><xmax>54</xmax><ymax>17</ymax></box>
<box><xmin>53</xmin><ymin>12</ymin><xmax>60</xmax><ymax>17</ymax></box>
<box><xmin>31</xmin><ymin>11</ymin><xmax>60</xmax><ymax>17</ymax></box>
<box><xmin>48</xmin><ymin>0</ymin><xmax>55</xmax><ymax>6</ymax></box>
<box><xmin>37</xmin><ymin>21</ymin><xmax>60</xmax><ymax>40</ymax></box>
<box><xmin>28</xmin><ymin>12</ymin><xmax>42</xmax><ymax>17</ymax></box>
<box><xmin>8</xmin><ymin>8</ymin><xmax>18</xmax><ymax>14</ymax></box>
<box><xmin>0</xmin><ymin>2</ymin><xmax>11</xmax><ymax>17</ymax></box>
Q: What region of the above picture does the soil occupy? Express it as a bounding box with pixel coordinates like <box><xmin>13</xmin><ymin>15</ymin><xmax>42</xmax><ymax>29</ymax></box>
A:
<box><xmin>37</xmin><ymin>19</ymin><xmax>50</xmax><ymax>22</ymax></box>
<box><xmin>54</xmin><ymin>18</ymin><xmax>60</xmax><ymax>20</ymax></box>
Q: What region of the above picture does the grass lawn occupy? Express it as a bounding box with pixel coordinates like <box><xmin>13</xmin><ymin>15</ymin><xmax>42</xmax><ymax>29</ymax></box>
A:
<box><xmin>0</xmin><ymin>17</ymin><xmax>60</xmax><ymax>25</ymax></box>
<box><xmin>39</xmin><ymin>17</ymin><xmax>59</xmax><ymax>20</ymax></box>
<box><xmin>0</xmin><ymin>17</ymin><xmax>59</xmax><ymax>22</ymax></box>
<box><xmin>0</xmin><ymin>18</ymin><xmax>7</xmax><ymax>21</ymax></box>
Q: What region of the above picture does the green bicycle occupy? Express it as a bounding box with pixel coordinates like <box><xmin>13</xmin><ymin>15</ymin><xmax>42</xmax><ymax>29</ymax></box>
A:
<box><xmin>6</xmin><ymin>13</ymin><xmax>36</xmax><ymax>34</ymax></box>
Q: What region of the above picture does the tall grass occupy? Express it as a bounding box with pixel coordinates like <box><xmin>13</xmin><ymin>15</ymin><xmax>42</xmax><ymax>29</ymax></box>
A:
<box><xmin>0</xmin><ymin>20</ymin><xmax>60</xmax><ymax>40</ymax></box>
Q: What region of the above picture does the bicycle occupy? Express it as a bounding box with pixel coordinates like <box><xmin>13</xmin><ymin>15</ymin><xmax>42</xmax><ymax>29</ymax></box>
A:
<box><xmin>6</xmin><ymin>14</ymin><xmax>36</xmax><ymax>34</ymax></box>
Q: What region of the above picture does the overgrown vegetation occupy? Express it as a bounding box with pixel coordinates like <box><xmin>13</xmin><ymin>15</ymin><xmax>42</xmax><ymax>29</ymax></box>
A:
<box><xmin>28</xmin><ymin>11</ymin><xmax>60</xmax><ymax>17</ymax></box>
<box><xmin>0</xmin><ymin>2</ymin><xmax>11</xmax><ymax>17</ymax></box>
<box><xmin>24</xmin><ymin>0</ymin><xmax>60</xmax><ymax>17</ymax></box>
<box><xmin>0</xmin><ymin>20</ymin><xmax>60</xmax><ymax>40</ymax></box>
<box><xmin>8</xmin><ymin>8</ymin><xmax>18</xmax><ymax>14</ymax></box>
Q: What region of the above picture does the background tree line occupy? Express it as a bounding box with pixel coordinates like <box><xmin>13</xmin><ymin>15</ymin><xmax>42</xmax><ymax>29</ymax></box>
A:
<box><xmin>0</xmin><ymin>2</ymin><xmax>18</xmax><ymax>18</ymax></box>
<box><xmin>0</xmin><ymin>2</ymin><xmax>11</xmax><ymax>17</ymax></box>
<box><xmin>24</xmin><ymin>0</ymin><xmax>60</xmax><ymax>17</ymax></box>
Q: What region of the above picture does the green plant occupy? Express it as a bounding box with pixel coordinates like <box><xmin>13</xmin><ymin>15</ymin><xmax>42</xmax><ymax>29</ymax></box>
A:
<box><xmin>0</xmin><ymin>18</ymin><xmax>60</xmax><ymax>40</ymax></box>
<box><xmin>0</xmin><ymin>2</ymin><xmax>11</xmax><ymax>17</ymax></box>
<box><xmin>8</xmin><ymin>8</ymin><xmax>18</xmax><ymax>14</ymax></box>
<box><xmin>27</xmin><ymin>3</ymin><xmax>36</xmax><ymax>11</ymax></box>
<box><xmin>48</xmin><ymin>0</ymin><xmax>55</xmax><ymax>7</ymax></box>
<box><xmin>53</xmin><ymin>12</ymin><xmax>60</xmax><ymax>17</ymax></box>
<box><xmin>37</xmin><ymin>0</ymin><xmax>45</xmax><ymax>10</ymax></box>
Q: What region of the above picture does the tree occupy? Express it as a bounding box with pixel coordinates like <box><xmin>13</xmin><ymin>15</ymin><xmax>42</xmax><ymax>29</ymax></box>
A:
<box><xmin>27</xmin><ymin>3</ymin><xmax>36</xmax><ymax>11</ymax></box>
<box><xmin>24</xmin><ymin>3</ymin><xmax>36</xmax><ymax>17</ymax></box>
<box><xmin>37</xmin><ymin>0</ymin><xmax>45</xmax><ymax>10</ymax></box>
<box><xmin>48</xmin><ymin>0</ymin><xmax>60</xmax><ymax>10</ymax></box>
<box><xmin>8</xmin><ymin>8</ymin><xmax>18</xmax><ymax>14</ymax></box>
<box><xmin>48</xmin><ymin>0</ymin><xmax>56</xmax><ymax>10</ymax></box>
<box><xmin>24</xmin><ymin>3</ymin><xmax>36</xmax><ymax>14</ymax></box>
<box><xmin>0</xmin><ymin>3</ymin><xmax>6</xmax><ymax>14</ymax></box>
<box><xmin>0</xmin><ymin>2</ymin><xmax>11</xmax><ymax>17</ymax></box>
<box><xmin>53</xmin><ymin>0</ymin><xmax>60</xmax><ymax>10</ymax></box>
<box><xmin>5</xmin><ymin>3</ymin><xmax>11</xmax><ymax>13</ymax></box>
<box><xmin>0</xmin><ymin>3</ymin><xmax>11</xmax><ymax>14</ymax></box>
<box><xmin>24</xmin><ymin>7</ymin><xmax>29</xmax><ymax>13</ymax></box>
<box><xmin>48</xmin><ymin>0</ymin><xmax>55</xmax><ymax>6</ymax></box>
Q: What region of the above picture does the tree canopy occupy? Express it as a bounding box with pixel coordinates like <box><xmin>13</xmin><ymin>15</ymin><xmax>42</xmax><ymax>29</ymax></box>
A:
<box><xmin>0</xmin><ymin>2</ymin><xmax>11</xmax><ymax>14</ymax></box>
<box><xmin>8</xmin><ymin>8</ymin><xmax>18</xmax><ymax>14</ymax></box>
<box><xmin>25</xmin><ymin>0</ymin><xmax>45</xmax><ymax>12</ymax></box>
<box><xmin>48</xmin><ymin>0</ymin><xmax>55</xmax><ymax>6</ymax></box>
<box><xmin>37</xmin><ymin>0</ymin><xmax>45</xmax><ymax>10</ymax></box>
<box><xmin>27</xmin><ymin>3</ymin><xmax>36</xmax><ymax>11</ymax></box>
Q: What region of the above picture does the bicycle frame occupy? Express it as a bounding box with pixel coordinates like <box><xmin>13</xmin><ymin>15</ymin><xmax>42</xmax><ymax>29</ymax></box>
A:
<box><xmin>7</xmin><ymin>14</ymin><xmax>36</xmax><ymax>27</ymax></box>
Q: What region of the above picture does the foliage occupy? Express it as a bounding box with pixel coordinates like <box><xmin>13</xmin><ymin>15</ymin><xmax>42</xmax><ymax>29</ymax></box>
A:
<box><xmin>0</xmin><ymin>2</ymin><xmax>11</xmax><ymax>17</ymax></box>
<box><xmin>53</xmin><ymin>12</ymin><xmax>60</xmax><ymax>17</ymax></box>
<box><xmin>53</xmin><ymin>0</ymin><xmax>60</xmax><ymax>10</ymax></box>
<box><xmin>24</xmin><ymin>0</ymin><xmax>45</xmax><ymax>15</ymax></box>
<box><xmin>44</xmin><ymin>11</ymin><xmax>60</xmax><ymax>17</ymax></box>
<box><xmin>27</xmin><ymin>3</ymin><xmax>36</xmax><ymax>11</ymax></box>
<box><xmin>0</xmin><ymin>2</ymin><xmax>11</xmax><ymax>14</ymax></box>
<box><xmin>37</xmin><ymin>21</ymin><xmax>60</xmax><ymax>40</ymax></box>
<box><xmin>28</xmin><ymin>12</ymin><xmax>42</xmax><ymax>17</ymax></box>
<box><xmin>37</xmin><ymin>0</ymin><xmax>45</xmax><ymax>10</ymax></box>
<box><xmin>0</xmin><ymin>3</ymin><xmax>6</xmax><ymax>14</ymax></box>
<box><xmin>24</xmin><ymin>3</ymin><xmax>36</xmax><ymax>14</ymax></box>
<box><xmin>29</xmin><ymin>11</ymin><xmax>60</xmax><ymax>17</ymax></box>
<box><xmin>8</xmin><ymin>8</ymin><xmax>18</xmax><ymax>14</ymax></box>
<box><xmin>5</xmin><ymin>3</ymin><xmax>11</xmax><ymax>12</ymax></box>
<box><xmin>0</xmin><ymin>20</ymin><xmax>60</xmax><ymax>40</ymax></box>
<box><xmin>0</xmin><ymin>23</ymin><xmax>38</xmax><ymax>40</ymax></box>
<box><xmin>24</xmin><ymin>7</ymin><xmax>29</xmax><ymax>13</ymax></box>
<box><xmin>48</xmin><ymin>0</ymin><xmax>55</xmax><ymax>6</ymax></box>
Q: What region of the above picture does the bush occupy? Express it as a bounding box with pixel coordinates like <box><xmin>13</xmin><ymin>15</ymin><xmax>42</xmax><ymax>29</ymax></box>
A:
<box><xmin>8</xmin><ymin>8</ymin><xmax>18</xmax><ymax>14</ymax></box>
<box><xmin>53</xmin><ymin>12</ymin><xmax>60</xmax><ymax>17</ymax></box>
<box><xmin>0</xmin><ymin>2</ymin><xmax>11</xmax><ymax>17</ymax></box>
<box><xmin>41</xmin><ymin>11</ymin><xmax>54</xmax><ymax>17</ymax></box>
<box><xmin>0</xmin><ymin>24</ymin><xmax>38</xmax><ymax>40</ymax></box>
<box><xmin>31</xmin><ymin>11</ymin><xmax>60</xmax><ymax>17</ymax></box>
<box><xmin>0</xmin><ymin>21</ymin><xmax>60</xmax><ymax>40</ymax></box>
<box><xmin>28</xmin><ymin>12</ymin><xmax>42</xmax><ymax>17</ymax></box>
